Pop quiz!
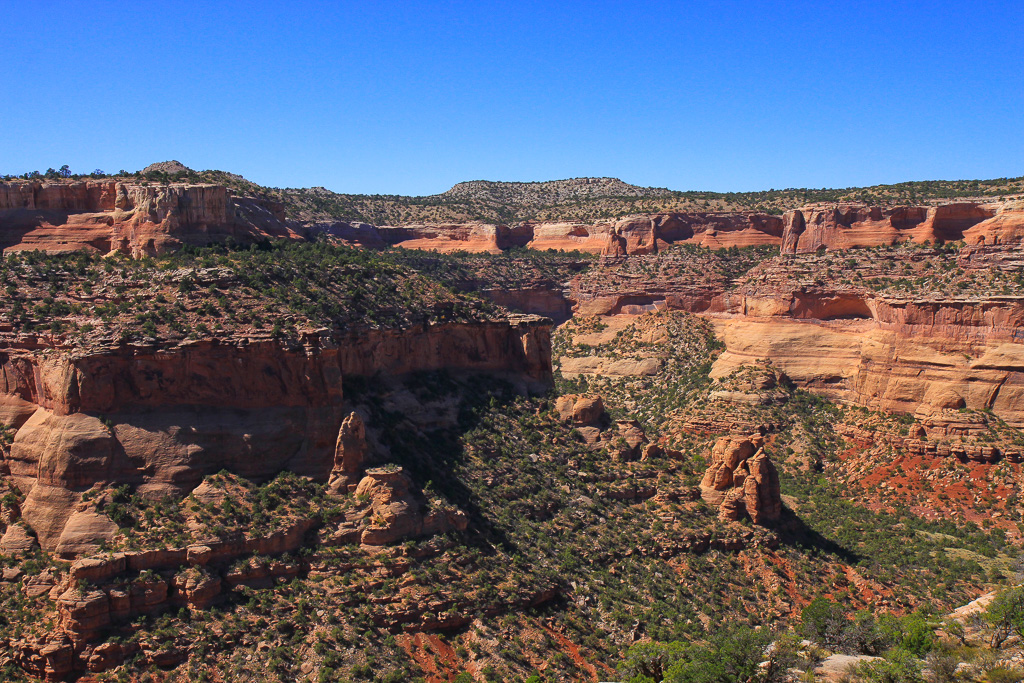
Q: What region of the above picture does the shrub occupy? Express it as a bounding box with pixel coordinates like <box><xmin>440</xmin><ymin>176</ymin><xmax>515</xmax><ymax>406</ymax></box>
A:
<box><xmin>985</xmin><ymin>586</ymin><xmax>1024</xmax><ymax>648</ymax></box>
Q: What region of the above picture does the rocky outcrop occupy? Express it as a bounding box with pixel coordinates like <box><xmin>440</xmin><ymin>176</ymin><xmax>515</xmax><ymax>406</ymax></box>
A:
<box><xmin>699</xmin><ymin>434</ymin><xmax>782</xmax><ymax>525</ymax></box>
<box><xmin>327</xmin><ymin>412</ymin><xmax>368</xmax><ymax>494</ymax></box>
<box><xmin>602</xmin><ymin>212</ymin><xmax>784</xmax><ymax>256</ymax></box>
<box><xmin>525</xmin><ymin>220</ymin><xmax>611</xmax><ymax>253</ymax></box>
<box><xmin>555</xmin><ymin>394</ymin><xmax>606</xmax><ymax>426</ymax></box>
<box><xmin>780</xmin><ymin>201</ymin><xmax>1018</xmax><ymax>253</ymax></box>
<box><xmin>709</xmin><ymin>307</ymin><xmax>1024</xmax><ymax>426</ymax></box>
<box><xmin>315</xmin><ymin>221</ymin><xmax>535</xmax><ymax>253</ymax></box>
<box><xmin>555</xmin><ymin>394</ymin><xmax>608</xmax><ymax>447</ymax></box>
<box><xmin>0</xmin><ymin>180</ymin><xmax>299</xmax><ymax>257</ymax></box>
<box><xmin>482</xmin><ymin>287</ymin><xmax>574</xmax><ymax>324</ymax></box>
<box><xmin>335</xmin><ymin>316</ymin><xmax>552</xmax><ymax>390</ymax></box>
<box><xmin>963</xmin><ymin>205</ymin><xmax>1024</xmax><ymax>246</ymax></box>
<box><xmin>570</xmin><ymin>235</ymin><xmax>1024</xmax><ymax>426</ymax></box>
<box><xmin>352</xmin><ymin>467</ymin><xmax>467</xmax><ymax>545</ymax></box>
<box><xmin>317</xmin><ymin>211</ymin><xmax>784</xmax><ymax>256</ymax></box>
<box><xmin>377</xmin><ymin>223</ymin><xmax>510</xmax><ymax>254</ymax></box>
<box><xmin>0</xmin><ymin>316</ymin><xmax>552</xmax><ymax>555</ymax></box>
<box><xmin>0</xmin><ymin>522</ymin><xmax>38</xmax><ymax>554</ymax></box>
<box><xmin>554</xmin><ymin>394</ymin><xmax>649</xmax><ymax>459</ymax></box>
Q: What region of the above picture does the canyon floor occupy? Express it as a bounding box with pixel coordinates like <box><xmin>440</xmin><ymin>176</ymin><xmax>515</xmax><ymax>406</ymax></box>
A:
<box><xmin>2</xmin><ymin>171</ymin><xmax>1024</xmax><ymax>682</ymax></box>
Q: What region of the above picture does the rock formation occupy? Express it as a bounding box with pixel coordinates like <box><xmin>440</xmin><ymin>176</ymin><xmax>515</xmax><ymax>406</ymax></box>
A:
<box><xmin>554</xmin><ymin>394</ymin><xmax>649</xmax><ymax>459</ymax></box>
<box><xmin>781</xmin><ymin>201</ymin><xmax>1024</xmax><ymax>253</ymax></box>
<box><xmin>0</xmin><ymin>179</ymin><xmax>299</xmax><ymax>257</ymax></box>
<box><xmin>327</xmin><ymin>412</ymin><xmax>368</xmax><ymax>494</ymax></box>
<box><xmin>0</xmin><ymin>315</ymin><xmax>552</xmax><ymax>556</ymax></box>
<box><xmin>602</xmin><ymin>212</ymin><xmax>784</xmax><ymax>256</ymax></box>
<box><xmin>555</xmin><ymin>394</ymin><xmax>606</xmax><ymax>426</ymax></box>
<box><xmin>568</xmin><ymin>234</ymin><xmax>1024</xmax><ymax>427</ymax></box>
<box><xmin>352</xmin><ymin>467</ymin><xmax>467</xmax><ymax>545</ymax></box>
<box><xmin>314</xmin><ymin>210</ymin><xmax>786</xmax><ymax>256</ymax></box>
<box><xmin>699</xmin><ymin>434</ymin><xmax>782</xmax><ymax>524</ymax></box>
<box><xmin>556</xmin><ymin>394</ymin><xmax>608</xmax><ymax>447</ymax></box>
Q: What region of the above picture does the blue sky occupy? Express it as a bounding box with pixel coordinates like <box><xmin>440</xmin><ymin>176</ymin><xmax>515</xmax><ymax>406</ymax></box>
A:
<box><xmin>1</xmin><ymin>1</ymin><xmax>1021</xmax><ymax>195</ymax></box>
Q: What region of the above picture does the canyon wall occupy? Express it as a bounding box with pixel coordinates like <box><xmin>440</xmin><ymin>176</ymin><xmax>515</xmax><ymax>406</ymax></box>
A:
<box><xmin>601</xmin><ymin>212</ymin><xmax>785</xmax><ymax>256</ymax></box>
<box><xmin>710</xmin><ymin>293</ymin><xmax>1024</xmax><ymax>426</ymax></box>
<box><xmin>781</xmin><ymin>202</ymin><xmax>1024</xmax><ymax>253</ymax></box>
<box><xmin>0</xmin><ymin>180</ymin><xmax>299</xmax><ymax>257</ymax></box>
<box><xmin>569</xmin><ymin>255</ymin><xmax>1024</xmax><ymax>427</ymax></box>
<box><xmin>314</xmin><ymin>211</ymin><xmax>786</xmax><ymax>255</ymax></box>
<box><xmin>325</xmin><ymin>200</ymin><xmax>1022</xmax><ymax>257</ymax></box>
<box><xmin>314</xmin><ymin>201</ymin><xmax>1023</xmax><ymax>257</ymax></box>
<box><xmin>0</xmin><ymin>317</ymin><xmax>551</xmax><ymax>556</ymax></box>
<box><xmin>5</xmin><ymin>181</ymin><xmax>1021</xmax><ymax>259</ymax></box>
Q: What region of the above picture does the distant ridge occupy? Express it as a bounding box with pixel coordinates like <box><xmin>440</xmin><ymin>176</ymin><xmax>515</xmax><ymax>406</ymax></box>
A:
<box><xmin>11</xmin><ymin>162</ymin><xmax>1021</xmax><ymax>226</ymax></box>
<box><xmin>439</xmin><ymin>177</ymin><xmax>674</xmax><ymax>204</ymax></box>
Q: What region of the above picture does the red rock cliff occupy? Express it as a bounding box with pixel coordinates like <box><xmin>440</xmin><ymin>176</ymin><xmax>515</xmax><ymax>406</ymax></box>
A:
<box><xmin>780</xmin><ymin>201</ymin><xmax>1024</xmax><ymax>253</ymax></box>
<box><xmin>0</xmin><ymin>180</ymin><xmax>298</xmax><ymax>257</ymax></box>
<box><xmin>0</xmin><ymin>316</ymin><xmax>552</xmax><ymax>555</ymax></box>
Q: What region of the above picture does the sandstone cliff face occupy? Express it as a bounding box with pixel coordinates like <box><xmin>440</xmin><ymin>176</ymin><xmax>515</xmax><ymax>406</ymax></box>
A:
<box><xmin>525</xmin><ymin>220</ymin><xmax>611</xmax><ymax>253</ymax></box>
<box><xmin>709</xmin><ymin>308</ymin><xmax>1024</xmax><ymax>427</ymax></box>
<box><xmin>316</xmin><ymin>222</ymin><xmax>535</xmax><ymax>254</ymax></box>
<box><xmin>0</xmin><ymin>317</ymin><xmax>552</xmax><ymax>555</ymax></box>
<box><xmin>780</xmin><ymin>201</ymin><xmax>1020</xmax><ymax>253</ymax></box>
<box><xmin>570</xmin><ymin>233</ymin><xmax>1024</xmax><ymax>427</ymax></box>
<box><xmin>332</xmin><ymin>200</ymin><xmax>1017</xmax><ymax>257</ymax></box>
<box><xmin>0</xmin><ymin>180</ymin><xmax>298</xmax><ymax>257</ymax></box>
<box><xmin>315</xmin><ymin>211</ymin><xmax>784</xmax><ymax>256</ymax></box>
<box><xmin>376</xmin><ymin>223</ymin><xmax>509</xmax><ymax>253</ymax></box>
<box><xmin>335</xmin><ymin>316</ymin><xmax>552</xmax><ymax>389</ymax></box>
<box><xmin>602</xmin><ymin>212</ymin><xmax>784</xmax><ymax>257</ymax></box>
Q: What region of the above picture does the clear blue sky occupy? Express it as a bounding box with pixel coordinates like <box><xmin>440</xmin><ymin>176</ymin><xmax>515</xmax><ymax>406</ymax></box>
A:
<box><xmin>2</xmin><ymin>1</ymin><xmax>1021</xmax><ymax>195</ymax></box>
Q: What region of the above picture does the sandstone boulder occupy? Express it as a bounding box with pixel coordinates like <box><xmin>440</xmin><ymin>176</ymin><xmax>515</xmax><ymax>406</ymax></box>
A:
<box><xmin>700</xmin><ymin>434</ymin><xmax>782</xmax><ymax>525</ymax></box>
<box><xmin>172</xmin><ymin>568</ymin><xmax>221</xmax><ymax>609</ymax></box>
<box><xmin>555</xmin><ymin>394</ymin><xmax>605</xmax><ymax>426</ymax></box>
<box><xmin>612</xmin><ymin>420</ymin><xmax>648</xmax><ymax>461</ymax></box>
<box><xmin>0</xmin><ymin>522</ymin><xmax>38</xmax><ymax>554</ymax></box>
<box><xmin>54</xmin><ymin>510</ymin><xmax>118</xmax><ymax>558</ymax></box>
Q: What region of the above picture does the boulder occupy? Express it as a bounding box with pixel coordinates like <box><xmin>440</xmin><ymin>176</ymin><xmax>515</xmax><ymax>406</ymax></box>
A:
<box><xmin>555</xmin><ymin>394</ymin><xmax>606</xmax><ymax>426</ymax></box>
<box><xmin>0</xmin><ymin>523</ymin><xmax>38</xmax><ymax>555</ymax></box>
<box><xmin>612</xmin><ymin>420</ymin><xmax>648</xmax><ymax>461</ymax></box>
<box><xmin>55</xmin><ymin>510</ymin><xmax>118</xmax><ymax>558</ymax></box>
<box><xmin>172</xmin><ymin>568</ymin><xmax>221</xmax><ymax>609</ymax></box>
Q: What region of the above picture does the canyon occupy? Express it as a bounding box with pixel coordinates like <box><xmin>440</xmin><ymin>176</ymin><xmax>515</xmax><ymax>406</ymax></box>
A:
<box><xmin>2</xmin><ymin>172</ymin><xmax>1024</xmax><ymax>682</ymax></box>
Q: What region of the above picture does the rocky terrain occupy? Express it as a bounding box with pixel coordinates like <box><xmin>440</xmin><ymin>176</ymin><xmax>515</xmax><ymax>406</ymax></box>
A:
<box><xmin>0</xmin><ymin>179</ymin><xmax>299</xmax><ymax>257</ymax></box>
<box><xmin>1</xmin><ymin>164</ymin><xmax>1024</xmax><ymax>682</ymax></box>
<box><xmin>3</xmin><ymin>163</ymin><xmax>1022</xmax><ymax>258</ymax></box>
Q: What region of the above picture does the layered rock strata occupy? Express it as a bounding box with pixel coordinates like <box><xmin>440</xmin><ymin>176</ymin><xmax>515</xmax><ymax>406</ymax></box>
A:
<box><xmin>0</xmin><ymin>180</ymin><xmax>298</xmax><ymax>257</ymax></box>
<box><xmin>0</xmin><ymin>317</ymin><xmax>552</xmax><ymax>556</ymax></box>
<box><xmin>569</xmin><ymin>242</ymin><xmax>1024</xmax><ymax>426</ymax></box>
<box><xmin>316</xmin><ymin>211</ymin><xmax>786</xmax><ymax>255</ymax></box>
<box><xmin>312</xmin><ymin>200</ymin><xmax>1023</xmax><ymax>256</ymax></box>
<box><xmin>781</xmin><ymin>202</ymin><xmax>1024</xmax><ymax>253</ymax></box>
